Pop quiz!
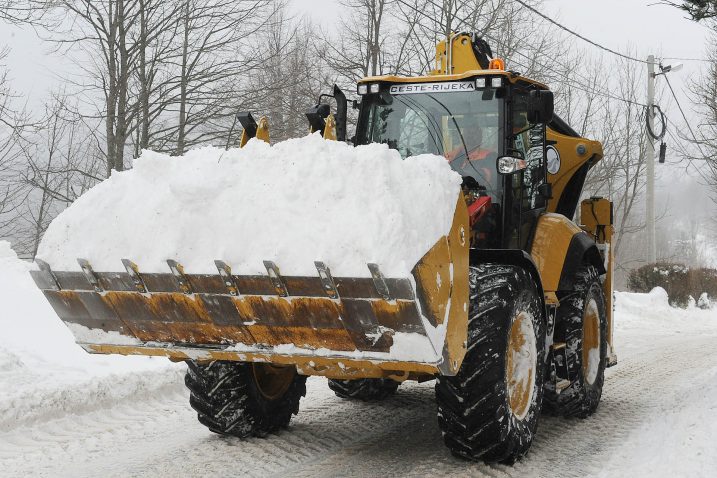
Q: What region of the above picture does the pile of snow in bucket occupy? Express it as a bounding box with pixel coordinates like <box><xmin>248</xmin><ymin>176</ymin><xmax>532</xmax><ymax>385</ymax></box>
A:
<box><xmin>37</xmin><ymin>134</ymin><xmax>462</xmax><ymax>278</ymax></box>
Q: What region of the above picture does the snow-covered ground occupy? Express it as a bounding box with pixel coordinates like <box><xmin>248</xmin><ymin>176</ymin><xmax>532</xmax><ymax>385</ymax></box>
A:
<box><xmin>0</xmin><ymin>241</ymin><xmax>183</xmax><ymax>431</ymax></box>
<box><xmin>1</xmin><ymin>242</ymin><xmax>716</xmax><ymax>477</ymax></box>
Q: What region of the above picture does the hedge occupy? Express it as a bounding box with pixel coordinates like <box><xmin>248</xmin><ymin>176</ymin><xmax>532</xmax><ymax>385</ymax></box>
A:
<box><xmin>627</xmin><ymin>263</ymin><xmax>717</xmax><ymax>308</ymax></box>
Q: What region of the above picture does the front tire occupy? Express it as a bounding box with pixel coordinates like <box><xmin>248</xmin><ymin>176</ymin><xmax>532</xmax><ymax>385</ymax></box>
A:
<box><xmin>436</xmin><ymin>264</ymin><xmax>546</xmax><ymax>464</ymax></box>
<box><xmin>185</xmin><ymin>361</ymin><xmax>306</xmax><ymax>438</ymax></box>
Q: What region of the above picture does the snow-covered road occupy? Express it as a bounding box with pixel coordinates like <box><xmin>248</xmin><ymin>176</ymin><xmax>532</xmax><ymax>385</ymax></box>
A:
<box><xmin>2</xmin><ymin>243</ymin><xmax>716</xmax><ymax>477</ymax></box>
<box><xmin>2</xmin><ymin>303</ymin><xmax>716</xmax><ymax>477</ymax></box>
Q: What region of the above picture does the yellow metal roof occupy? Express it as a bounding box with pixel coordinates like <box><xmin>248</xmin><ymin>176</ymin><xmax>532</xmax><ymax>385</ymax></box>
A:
<box><xmin>358</xmin><ymin>70</ymin><xmax>549</xmax><ymax>90</ymax></box>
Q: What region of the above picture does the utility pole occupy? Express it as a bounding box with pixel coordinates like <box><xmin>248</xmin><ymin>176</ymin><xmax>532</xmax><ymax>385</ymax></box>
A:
<box><xmin>646</xmin><ymin>55</ymin><xmax>656</xmax><ymax>264</ymax></box>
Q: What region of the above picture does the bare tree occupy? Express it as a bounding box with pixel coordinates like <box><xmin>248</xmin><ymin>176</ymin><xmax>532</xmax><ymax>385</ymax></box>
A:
<box><xmin>17</xmin><ymin>92</ymin><xmax>100</xmax><ymax>256</ymax></box>
<box><xmin>663</xmin><ymin>0</ymin><xmax>717</xmax><ymax>20</ymax></box>
<box><xmin>578</xmin><ymin>57</ymin><xmax>650</xmax><ymax>282</ymax></box>
<box><xmin>131</xmin><ymin>0</ymin><xmax>183</xmax><ymax>155</ymax></box>
<box><xmin>46</xmin><ymin>1</ymin><xmax>150</xmax><ymax>175</ymax></box>
<box><xmin>47</xmin><ymin>0</ymin><xmax>276</xmax><ymax>168</ymax></box>
<box><xmin>319</xmin><ymin>0</ymin><xmax>399</xmax><ymax>82</ymax></box>
<box><xmin>0</xmin><ymin>47</ymin><xmax>31</xmax><ymax>240</ymax></box>
<box><xmin>0</xmin><ymin>0</ymin><xmax>50</xmax><ymax>24</ymax></box>
<box><xmin>246</xmin><ymin>4</ymin><xmax>332</xmax><ymax>142</ymax></box>
<box><xmin>166</xmin><ymin>0</ymin><xmax>272</xmax><ymax>155</ymax></box>
<box><xmin>389</xmin><ymin>0</ymin><xmax>559</xmax><ymax>79</ymax></box>
<box><xmin>683</xmin><ymin>35</ymin><xmax>717</xmax><ymax>191</ymax></box>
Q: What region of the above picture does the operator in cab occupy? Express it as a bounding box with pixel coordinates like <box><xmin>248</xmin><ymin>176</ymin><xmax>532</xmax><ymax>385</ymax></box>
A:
<box><xmin>444</xmin><ymin>116</ymin><xmax>497</xmax><ymax>189</ymax></box>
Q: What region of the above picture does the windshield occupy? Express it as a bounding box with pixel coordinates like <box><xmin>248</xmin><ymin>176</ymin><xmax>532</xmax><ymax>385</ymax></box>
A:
<box><xmin>357</xmin><ymin>86</ymin><xmax>503</xmax><ymax>197</ymax></box>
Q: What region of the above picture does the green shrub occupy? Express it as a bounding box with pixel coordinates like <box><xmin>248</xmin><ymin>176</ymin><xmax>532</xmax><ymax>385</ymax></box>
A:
<box><xmin>627</xmin><ymin>263</ymin><xmax>717</xmax><ymax>308</ymax></box>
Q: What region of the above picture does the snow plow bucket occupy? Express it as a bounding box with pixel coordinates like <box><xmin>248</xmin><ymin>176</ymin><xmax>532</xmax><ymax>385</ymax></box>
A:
<box><xmin>31</xmin><ymin>136</ymin><xmax>469</xmax><ymax>380</ymax></box>
<box><xmin>30</xmin><ymin>197</ymin><xmax>469</xmax><ymax>380</ymax></box>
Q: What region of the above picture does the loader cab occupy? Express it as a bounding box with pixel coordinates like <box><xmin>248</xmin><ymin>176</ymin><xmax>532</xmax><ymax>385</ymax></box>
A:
<box><xmin>355</xmin><ymin>74</ymin><xmax>554</xmax><ymax>251</ymax></box>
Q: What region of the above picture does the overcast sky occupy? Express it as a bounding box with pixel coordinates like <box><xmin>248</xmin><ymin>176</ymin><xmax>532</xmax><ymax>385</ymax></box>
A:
<box><xmin>286</xmin><ymin>0</ymin><xmax>709</xmax><ymax>112</ymax></box>
<box><xmin>0</xmin><ymin>1</ymin><xmax>708</xmax><ymax>114</ymax></box>
<box><xmin>288</xmin><ymin>0</ymin><xmax>709</xmax><ymax>60</ymax></box>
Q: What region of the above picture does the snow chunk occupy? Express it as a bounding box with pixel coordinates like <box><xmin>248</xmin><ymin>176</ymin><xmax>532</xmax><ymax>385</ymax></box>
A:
<box><xmin>66</xmin><ymin>323</ymin><xmax>142</xmax><ymax>346</ymax></box>
<box><xmin>0</xmin><ymin>348</ymin><xmax>26</xmax><ymax>371</ymax></box>
<box><xmin>228</xmin><ymin>330</ymin><xmax>440</xmax><ymax>363</ymax></box>
<box><xmin>647</xmin><ymin>286</ymin><xmax>670</xmax><ymax>306</ymax></box>
<box><xmin>37</xmin><ymin>134</ymin><xmax>462</xmax><ymax>278</ymax></box>
<box><xmin>697</xmin><ymin>292</ymin><xmax>712</xmax><ymax>310</ymax></box>
<box><xmin>618</xmin><ymin>286</ymin><xmax>669</xmax><ymax>310</ymax></box>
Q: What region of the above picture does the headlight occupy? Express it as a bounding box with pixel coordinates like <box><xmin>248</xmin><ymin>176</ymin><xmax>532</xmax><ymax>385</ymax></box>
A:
<box><xmin>357</xmin><ymin>84</ymin><xmax>368</xmax><ymax>95</ymax></box>
<box><xmin>370</xmin><ymin>83</ymin><xmax>380</xmax><ymax>94</ymax></box>
<box><xmin>491</xmin><ymin>77</ymin><xmax>503</xmax><ymax>88</ymax></box>
<box><xmin>475</xmin><ymin>78</ymin><xmax>487</xmax><ymax>88</ymax></box>
<box><xmin>497</xmin><ymin>156</ymin><xmax>527</xmax><ymax>175</ymax></box>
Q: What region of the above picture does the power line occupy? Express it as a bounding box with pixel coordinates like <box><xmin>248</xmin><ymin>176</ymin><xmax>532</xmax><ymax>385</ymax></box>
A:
<box><xmin>662</xmin><ymin>107</ymin><xmax>713</xmax><ymax>182</ymax></box>
<box><xmin>508</xmin><ymin>51</ymin><xmax>647</xmax><ymax>107</ymax></box>
<box><xmin>665</xmin><ymin>126</ymin><xmax>712</xmax><ymax>182</ymax></box>
<box><xmin>452</xmin><ymin>2</ymin><xmax>648</xmax><ymax>106</ymax></box>
<box><xmin>394</xmin><ymin>0</ymin><xmax>648</xmax><ymax>108</ymax></box>
<box><xmin>661</xmin><ymin>56</ymin><xmax>710</xmax><ymax>62</ymax></box>
<box><xmin>477</xmin><ymin>27</ymin><xmax>631</xmax><ymax>102</ymax></box>
<box><xmin>513</xmin><ymin>0</ymin><xmax>648</xmax><ymax>64</ymax></box>
<box><xmin>661</xmin><ymin>71</ymin><xmax>709</xmax><ymax>160</ymax></box>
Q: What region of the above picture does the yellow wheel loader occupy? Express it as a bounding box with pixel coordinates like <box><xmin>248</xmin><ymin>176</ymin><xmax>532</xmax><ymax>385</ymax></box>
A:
<box><xmin>31</xmin><ymin>33</ymin><xmax>616</xmax><ymax>463</ymax></box>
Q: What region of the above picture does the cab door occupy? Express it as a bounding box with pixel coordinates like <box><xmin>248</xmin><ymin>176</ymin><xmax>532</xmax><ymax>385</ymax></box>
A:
<box><xmin>505</xmin><ymin>85</ymin><xmax>548</xmax><ymax>251</ymax></box>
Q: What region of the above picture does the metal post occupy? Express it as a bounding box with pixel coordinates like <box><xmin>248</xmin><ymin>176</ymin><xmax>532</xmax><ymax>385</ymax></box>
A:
<box><xmin>646</xmin><ymin>55</ymin><xmax>656</xmax><ymax>264</ymax></box>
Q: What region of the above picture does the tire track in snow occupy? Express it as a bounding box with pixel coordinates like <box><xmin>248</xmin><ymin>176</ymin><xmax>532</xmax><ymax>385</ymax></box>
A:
<box><xmin>267</xmin><ymin>335</ymin><xmax>717</xmax><ymax>478</ymax></box>
<box><xmin>1</xmin><ymin>334</ymin><xmax>715</xmax><ymax>477</ymax></box>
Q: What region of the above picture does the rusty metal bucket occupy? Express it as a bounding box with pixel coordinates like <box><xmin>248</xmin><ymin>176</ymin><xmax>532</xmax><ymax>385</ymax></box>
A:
<box><xmin>31</xmin><ymin>198</ymin><xmax>469</xmax><ymax>380</ymax></box>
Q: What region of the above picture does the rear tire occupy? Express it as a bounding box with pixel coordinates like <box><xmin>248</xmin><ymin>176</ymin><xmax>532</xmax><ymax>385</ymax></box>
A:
<box><xmin>436</xmin><ymin>264</ymin><xmax>546</xmax><ymax>464</ymax></box>
<box><xmin>544</xmin><ymin>266</ymin><xmax>607</xmax><ymax>418</ymax></box>
<box><xmin>185</xmin><ymin>361</ymin><xmax>306</xmax><ymax>438</ymax></box>
<box><xmin>328</xmin><ymin>378</ymin><xmax>399</xmax><ymax>401</ymax></box>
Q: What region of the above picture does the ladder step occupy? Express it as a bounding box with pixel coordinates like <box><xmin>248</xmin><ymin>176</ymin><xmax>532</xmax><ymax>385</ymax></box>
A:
<box><xmin>551</xmin><ymin>342</ymin><xmax>567</xmax><ymax>350</ymax></box>
<box><xmin>606</xmin><ymin>352</ymin><xmax>618</xmax><ymax>368</ymax></box>
<box><xmin>556</xmin><ymin>379</ymin><xmax>571</xmax><ymax>392</ymax></box>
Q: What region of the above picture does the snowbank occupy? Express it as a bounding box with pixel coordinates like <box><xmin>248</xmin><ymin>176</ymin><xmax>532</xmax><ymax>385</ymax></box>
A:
<box><xmin>0</xmin><ymin>241</ymin><xmax>182</xmax><ymax>430</ymax></box>
<box><xmin>616</xmin><ymin>286</ymin><xmax>670</xmax><ymax>310</ymax></box>
<box><xmin>614</xmin><ymin>287</ymin><xmax>716</xmax><ymax>350</ymax></box>
<box><xmin>37</xmin><ymin>134</ymin><xmax>462</xmax><ymax>278</ymax></box>
<box><xmin>616</xmin><ymin>287</ymin><xmax>715</xmax><ymax>334</ymax></box>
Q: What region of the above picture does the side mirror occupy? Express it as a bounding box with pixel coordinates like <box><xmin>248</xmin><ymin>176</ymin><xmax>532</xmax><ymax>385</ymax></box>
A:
<box><xmin>497</xmin><ymin>156</ymin><xmax>527</xmax><ymax>175</ymax></box>
<box><xmin>333</xmin><ymin>85</ymin><xmax>348</xmax><ymax>142</ymax></box>
<box><xmin>527</xmin><ymin>90</ymin><xmax>554</xmax><ymax>124</ymax></box>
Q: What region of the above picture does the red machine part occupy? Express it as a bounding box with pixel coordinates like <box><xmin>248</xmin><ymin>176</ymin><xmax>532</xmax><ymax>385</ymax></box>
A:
<box><xmin>467</xmin><ymin>195</ymin><xmax>491</xmax><ymax>227</ymax></box>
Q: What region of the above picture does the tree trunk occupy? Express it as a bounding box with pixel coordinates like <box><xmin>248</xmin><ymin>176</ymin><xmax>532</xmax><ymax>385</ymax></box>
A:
<box><xmin>176</xmin><ymin>0</ymin><xmax>190</xmax><ymax>156</ymax></box>
<box><xmin>138</xmin><ymin>0</ymin><xmax>150</xmax><ymax>152</ymax></box>
<box><xmin>105</xmin><ymin>0</ymin><xmax>118</xmax><ymax>177</ymax></box>
<box><xmin>114</xmin><ymin>0</ymin><xmax>129</xmax><ymax>171</ymax></box>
